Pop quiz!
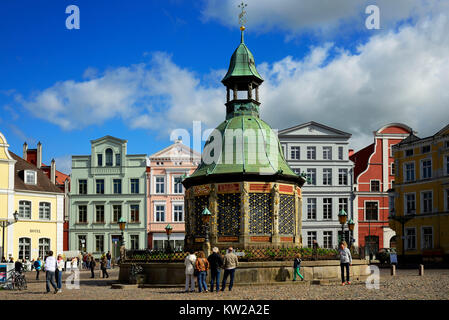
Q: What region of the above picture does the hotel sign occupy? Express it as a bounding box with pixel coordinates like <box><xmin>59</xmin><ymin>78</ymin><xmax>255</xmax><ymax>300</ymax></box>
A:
<box><xmin>29</xmin><ymin>229</ymin><xmax>41</xmax><ymax>233</ymax></box>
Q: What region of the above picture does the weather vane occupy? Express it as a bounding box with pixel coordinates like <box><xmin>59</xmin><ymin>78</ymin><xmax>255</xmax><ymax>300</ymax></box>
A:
<box><xmin>238</xmin><ymin>1</ymin><xmax>247</xmax><ymax>30</ymax></box>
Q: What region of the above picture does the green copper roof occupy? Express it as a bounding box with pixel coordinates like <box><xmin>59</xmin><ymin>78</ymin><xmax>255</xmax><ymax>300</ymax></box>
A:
<box><xmin>222</xmin><ymin>31</ymin><xmax>264</xmax><ymax>86</ymax></box>
<box><xmin>187</xmin><ymin>115</ymin><xmax>297</xmax><ymax>179</ymax></box>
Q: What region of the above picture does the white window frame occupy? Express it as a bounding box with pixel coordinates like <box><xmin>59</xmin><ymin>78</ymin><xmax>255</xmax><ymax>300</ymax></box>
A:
<box><xmin>404</xmin><ymin>162</ymin><xmax>415</xmax><ymax>182</ymax></box>
<box><xmin>338</xmin><ymin>169</ymin><xmax>348</xmax><ymax>186</ymax></box>
<box><xmin>306</xmin><ymin>146</ymin><xmax>316</xmax><ymax>160</ymax></box>
<box><xmin>290</xmin><ymin>146</ymin><xmax>300</xmax><ymax>160</ymax></box>
<box><xmin>306</xmin><ymin>168</ymin><xmax>316</xmax><ymax>185</ymax></box>
<box><xmin>390</xmin><ymin>162</ymin><xmax>395</xmax><ymax>176</ymax></box>
<box><xmin>364</xmin><ymin>200</ymin><xmax>379</xmax><ymax>221</ymax></box>
<box><xmin>405</xmin><ymin>227</ymin><xmax>416</xmax><ymax>251</ymax></box>
<box><xmin>404</xmin><ymin>192</ymin><xmax>416</xmax><ymax>215</ymax></box>
<box><xmin>307</xmin><ymin>198</ymin><xmax>317</xmax><ymax>220</ymax></box>
<box><xmin>39</xmin><ymin>202</ymin><xmax>51</xmax><ymax>220</ymax></box>
<box><xmin>323</xmin><ymin>198</ymin><xmax>332</xmax><ymax>220</ymax></box>
<box><xmin>130</xmin><ymin>178</ymin><xmax>140</xmax><ymax>194</ymax></box>
<box><xmin>19</xmin><ymin>200</ymin><xmax>32</xmax><ymax>219</ymax></box>
<box><xmin>323</xmin><ymin>168</ymin><xmax>332</xmax><ymax>185</ymax></box>
<box><xmin>421</xmin><ymin>226</ymin><xmax>433</xmax><ymax>250</ymax></box>
<box><xmin>129</xmin><ymin>204</ymin><xmax>140</xmax><ymax>223</ymax></box>
<box><xmin>420</xmin><ymin>190</ymin><xmax>433</xmax><ymax>214</ymax></box>
<box><xmin>307</xmin><ymin>231</ymin><xmax>317</xmax><ymax>248</ymax></box>
<box><xmin>172</xmin><ymin>202</ymin><xmax>184</xmax><ymax>222</ymax></box>
<box><xmin>172</xmin><ymin>175</ymin><xmax>184</xmax><ymax>194</ymax></box>
<box><xmin>370</xmin><ymin>179</ymin><xmax>381</xmax><ymax>192</ymax></box>
<box><xmin>154</xmin><ymin>203</ymin><xmax>166</xmax><ymax>222</ymax></box>
<box><xmin>24</xmin><ymin>170</ymin><xmax>37</xmax><ymax>185</ymax></box>
<box><xmin>154</xmin><ymin>176</ymin><xmax>165</xmax><ymax>194</ymax></box>
<box><xmin>338</xmin><ymin>146</ymin><xmax>344</xmax><ymax>160</ymax></box>
<box><xmin>323</xmin><ymin>231</ymin><xmax>333</xmax><ymax>249</ymax></box>
<box><xmin>420</xmin><ymin>158</ymin><xmax>432</xmax><ymax>180</ymax></box>
<box><xmin>323</xmin><ymin>146</ymin><xmax>332</xmax><ymax>160</ymax></box>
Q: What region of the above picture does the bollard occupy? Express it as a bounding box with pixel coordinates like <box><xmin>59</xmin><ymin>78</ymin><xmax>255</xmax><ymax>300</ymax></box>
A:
<box><xmin>419</xmin><ymin>264</ymin><xmax>424</xmax><ymax>276</ymax></box>
<box><xmin>391</xmin><ymin>264</ymin><xmax>396</xmax><ymax>276</ymax></box>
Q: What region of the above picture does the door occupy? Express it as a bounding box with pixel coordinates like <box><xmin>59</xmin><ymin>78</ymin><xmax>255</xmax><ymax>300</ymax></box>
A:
<box><xmin>111</xmin><ymin>235</ymin><xmax>121</xmax><ymax>263</ymax></box>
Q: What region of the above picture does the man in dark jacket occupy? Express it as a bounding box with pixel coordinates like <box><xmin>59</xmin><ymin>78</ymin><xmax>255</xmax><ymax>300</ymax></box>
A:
<box><xmin>14</xmin><ymin>259</ymin><xmax>23</xmax><ymax>274</ymax></box>
<box><xmin>207</xmin><ymin>247</ymin><xmax>223</xmax><ymax>292</ymax></box>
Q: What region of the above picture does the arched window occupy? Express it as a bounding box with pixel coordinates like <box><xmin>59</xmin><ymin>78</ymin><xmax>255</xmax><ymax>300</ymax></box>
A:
<box><xmin>39</xmin><ymin>238</ymin><xmax>51</xmax><ymax>259</ymax></box>
<box><xmin>105</xmin><ymin>148</ymin><xmax>113</xmax><ymax>166</ymax></box>
<box><xmin>18</xmin><ymin>237</ymin><xmax>31</xmax><ymax>260</ymax></box>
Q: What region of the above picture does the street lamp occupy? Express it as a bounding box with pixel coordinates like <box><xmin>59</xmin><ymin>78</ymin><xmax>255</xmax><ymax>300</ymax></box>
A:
<box><xmin>117</xmin><ymin>217</ymin><xmax>126</xmax><ymax>261</ymax></box>
<box><xmin>338</xmin><ymin>209</ymin><xmax>348</xmax><ymax>244</ymax></box>
<box><xmin>1</xmin><ymin>211</ymin><xmax>19</xmax><ymax>261</ymax></box>
<box><xmin>202</xmin><ymin>207</ymin><xmax>211</xmax><ymax>256</ymax></box>
<box><xmin>165</xmin><ymin>224</ymin><xmax>173</xmax><ymax>254</ymax></box>
<box><xmin>348</xmin><ymin>218</ymin><xmax>355</xmax><ymax>247</ymax></box>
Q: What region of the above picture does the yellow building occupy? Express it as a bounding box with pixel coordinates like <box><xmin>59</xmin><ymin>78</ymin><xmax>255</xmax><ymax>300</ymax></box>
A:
<box><xmin>0</xmin><ymin>131</ymin><xmax>64</xmax><ymax>261</ymax></box>
<box><xmin>389</xmin><ymin>124</ymin><xmax>449</xmax><ymax>263</ymax></box>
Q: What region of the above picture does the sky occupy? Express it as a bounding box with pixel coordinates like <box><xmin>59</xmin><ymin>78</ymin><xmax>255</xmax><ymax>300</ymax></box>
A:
<box><xmin>1</xmin><ymin>0</ymin><xmax>449</xmax><ymax>174</ymax></box>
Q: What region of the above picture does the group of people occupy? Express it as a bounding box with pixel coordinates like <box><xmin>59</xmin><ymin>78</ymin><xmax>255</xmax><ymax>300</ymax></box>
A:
<box><xmin>184</xmin><ymin>246</ymin><xmax>239</xmax><ymax>293</ymax></box>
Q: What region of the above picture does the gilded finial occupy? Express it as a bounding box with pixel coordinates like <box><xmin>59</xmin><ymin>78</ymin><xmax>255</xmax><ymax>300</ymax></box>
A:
<box><xmin>238</xmin><ymin>1</ymin><xmax>247</xmax><ymax>30</ymax></box>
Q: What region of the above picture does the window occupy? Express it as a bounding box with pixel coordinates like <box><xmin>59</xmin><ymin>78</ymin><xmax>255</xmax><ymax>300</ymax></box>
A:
<box><xmin>115</xmin><ymin>153</ymin><xmax>121</xmax><ymax>166</ymax></box>
<box><xmin>24</xmin><ymin>170</ymin><xmax>37</xmax><ymax>185</ymax></box>
<box><xmin>96</xmin><ymin>179</ymin><xmax>104</xmax><ymax>194</ymax></box>
<box><xmin>173</xmin><ymin>204</ymin><xmax>184</xmax><ymax>222</ymax></box>
<box><xmin>338</xmin><ymin>169</ymin><xmax>348</xmax><ymax>185</ymax></box>
<box><xmin>130</xmin><ymin>205</ymin><xmax>139</xmax><ymax>222</ymax></box>
<box><xmin>78</xmin><ymin>205</ymin><xmax>87</xmax><ymax>223</ymax></box>
<box><xmin>365</xmin><ymin>202</ymin><xmax>378</xmax><ymax>220</ymax></box>
<box><xmin>131</xmin><ymin>179</ymin><xmax>140</xmax><ymax>194</ymax></box>
<box><xmin>422</xmin><ymin>227</ymin><xmax>433</xmax><ymax>249</ymax></box>
<box><xmin>405</xmin><ymin>149</ymin><xmax>414</xmax><ymax>157</ymax></box>
<box><xmin>19</xmin><ymin>200</ymin><xmax>31</xmax><ymax>219</ymax></box>
<box><xmin>113</xmin><ymin>205</ymin><xmax>121</xmax><ymax>222</ymax></box>
<box><xmin>18</xmin><ymin>238</ymin><xmax>31</xmax><ymax>260</ymax></box>
<box><xmin>307</xmin><ymin>231</ymin><xmax>317</xmax><ymax>248</ymax></box>
<box><xmin>405</xmin><ymin>228</ymin><xmax>416</xmax><ymax>250</ymax></box>
<box><xmin>421</xmin><ymin>159</ymin><xmax>432</xmax><ymax>179</ymax></box>
<box><xmin>422</xmin><ymin>191</ymin><xmax>432</xmax><ymax>213</ymax></box>
<box><xmin>370</xmin><ymin>180</ymin><xmax>380</xmax><ymax>192</ymax></box>
<box><xmin>405</xmin><ymin>194</ymin><xmax>416</xmax><ymax>214</ymax></box>
<box><xmin>39</xmin><ymin>202</ymin><xmax>51</xmax><ymax>220</ymax></box>
<box><xmin>405</xmin><ymin>163</ymin><xmax>415</xmax><ymax>182</ymax></box>
<box><xmin>307</xmin><ymin>198</ymin><xmax>316</xmax><ymax>220</ymax></box>
<box><xmin>323</xmin><ymin>147</ymin><xmax>332</xmax><ymax>160</ymax></box>
<box><xmin>389</xmin><ymin>195</ymin><xmax>395</xmax><ymax>216</ymax></box>
<box><xmin>38</xmin><ymin>238</ymin><xmax>50</xmax><ymax>259</ymax></box>
<box><xmin>95</xmin><ymin>235</ymin><xmax>104</xmax><ymax>253</ymax></box>
<box><xmin>323</xmin><ymin>168</ymin><xmax>332</xmax><ymax>185</ymax></box>
<box><xmin>97</xmin><ymin>154</ymin><xmax>103</xmax><ymax>166</ymax></box>
<box><xmin>446</xmin><ymin>156</ymin><xmax>449</xmax><ymax>175</ymax></box>
<box><xmin>155</xmin><ymin>177</ymin><xmax>165</xmax><ymax>194</ymax></box>
<box><xmin>291</xmin><ymin>146</ymin><xmax>300</xmax><ymax>160</ymax></box>
<box><xmin>421</xmin><ymin>145</ymin><xmax>431</xmax><ymax>153</ymax></box>
<box><xmin>79</xmin><ymin>179</ymin><xmax>87</xmax><ymax>194</ymax></box>
<box><xmin>113</xmin><ymin>179</ymin><xmax>122</xmax><ymax>194</ymax></box>
<box><xmin>338</xmin><ymin>146</ymin><xmax>344</xmax><ymax>160</ymax></box>
<box><xmin>130</xmin><ymin>235</ymin><xmax>139</xmax><ymax>250</ymax></box>
<box><xmin>155</xmin><ymin>205</ymin><xmax>165</xmax><ymax>222</ymax></box>
<box><xmin>306</xmin><ymin>169</ymin><xmax>316</xmax><ymax>185</ymax></box>
<box><xmin>95</xmin><ymin>205</ymin><xmax>105</xmax><ymax>223</ymax></box>
<box><xmin>281</xmin><ymin>145</ymin><xmax>285</xmax><ymax>158</ymax></box>
<box><xmin>339</xmin><ymin>198</ymin><xmax>348</xmax><ymax>214</ymax></box>
<box><xmin>391</xmin><ymin>163</ymin><xmax>395</xmax><ymax>176</ymax></box>
<box><xmin>173</xmin><ymin>177</ymin><xmax>183</xmax><ymax>194</ymax></box>
<box><xmin>323</xmin><ymin>198</ymin><xmax>332</xmax><ymax>220</ymax></box>
<box><xmin>105</xmin><ymin>148</ymin><xmax>113</xmax><ymax>166</ymax></box>
<box><xmin>323</xmin><ymin>231</ymin><xmax>333</xmax><ymax>249</ymax></box>
<box><xmin>78</xmin><ymin>235</ymin><xmax>87</xmax><ymax>252</ymax></box>
<box><xmin>307</xmin><ymin>147</ymin><xmax>316</xmax><ymax>160</ymax></box>
<box><xmin>293</xmin><ymin>168</ymin><xmax>301</xmax><ymax>176</ymax></box>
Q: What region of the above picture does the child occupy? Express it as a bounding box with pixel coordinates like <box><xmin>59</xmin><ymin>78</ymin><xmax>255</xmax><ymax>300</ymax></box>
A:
<box><xmin>293</xmin><ymin>253</ymin><xmax>304</xmax><ymax>281</ymax></box>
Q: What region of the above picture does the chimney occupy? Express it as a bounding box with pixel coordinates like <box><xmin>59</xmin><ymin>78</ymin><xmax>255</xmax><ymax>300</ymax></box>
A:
<box><xmin>37</xmin><ymin>142</ymin><xmax>42</xmax><ymax>169</ymax></box>
<box><xmin>23</xmin><ymin>142</ymin><xmax>28</xmax><ymax>160</ymax></box>
<box><xmin>51</xmin><ymin>159</ymin><xmax>56</xmax><ymax>184</ymax></box>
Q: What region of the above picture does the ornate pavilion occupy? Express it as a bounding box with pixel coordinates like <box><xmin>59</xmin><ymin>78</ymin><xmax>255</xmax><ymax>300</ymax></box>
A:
<box><xmin>182</xmin><ymin>21</ymin><xmax>306</xmax><ymax>250</ymax></box>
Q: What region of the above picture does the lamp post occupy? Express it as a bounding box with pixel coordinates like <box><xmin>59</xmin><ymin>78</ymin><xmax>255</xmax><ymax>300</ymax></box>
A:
<box><xmin>347</xmin><ymin>218</ymin><xmax>355</xmax><ymax>247</ymax></box>
<box><xmin>389</xmin><ymin>214</ymin><xmax>413</xmax><ymax>265</ymax></box>
<box><xmin>165</xmin><ymin>224</ymin><xmax>173</xmax><ymax>254</ymax></box>
<box><xmin>202</xmin><ymin>207</ymin><xmax>212</xmax><ymax>256</ymax></box>
<box><xmin>117</xmin><ymin>217</ymin><xmax>126</xmax><ymax>261</ymax></box>
<box><xmin>1</xmin><ymin>211</ymin><xmax>18</xmax><ymax>261</ymax></box>
<box><xmin>338</xmin><ymin>209</ymin><xmax>348</xmax><ymax>244</ymax></box>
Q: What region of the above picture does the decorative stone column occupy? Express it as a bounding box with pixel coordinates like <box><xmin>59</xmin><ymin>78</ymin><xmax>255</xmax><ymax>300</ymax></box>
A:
<box><xmin>209</xmin><ymin>184</ymin><xmax>218</xmax><ymax>246</ymax></box>
<box><xmin>185</xmin><ymin>189</ymin><xmax>195</xmax><ymax>249</ymax></box>
<box><xmin>294</xmin><ymin>187</ymin><xmax>302</xmax><ymax>246</ymax></box>
<box><xmin>271</xmin><ymin>183</ymin><xmax>280</xmax><ymax>247</ymax></box>
<box><xmin>240</xmin><ymin>182</ymin><xmax>250</xmax><ymax>247</ymax></box>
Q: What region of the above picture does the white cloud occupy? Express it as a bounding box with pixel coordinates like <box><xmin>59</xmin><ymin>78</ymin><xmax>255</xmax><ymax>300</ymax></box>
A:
<box><xmin>53</xmin><ymin>155</ymin><xmax>72</xmax><ymax>174</ymax></box>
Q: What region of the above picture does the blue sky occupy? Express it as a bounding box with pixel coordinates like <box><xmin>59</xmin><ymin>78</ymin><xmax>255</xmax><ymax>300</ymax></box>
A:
<box><xmin>1</xmin><ymin>0</ymin><xmax>449</xmax><ymax>173</ymax></box>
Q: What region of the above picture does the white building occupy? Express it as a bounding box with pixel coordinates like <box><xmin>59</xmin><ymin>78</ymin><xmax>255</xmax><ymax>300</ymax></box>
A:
<box><xmin>279</xmin><ymin>122</ymin><xmax>355</xmax><ymax>249</ymax></box>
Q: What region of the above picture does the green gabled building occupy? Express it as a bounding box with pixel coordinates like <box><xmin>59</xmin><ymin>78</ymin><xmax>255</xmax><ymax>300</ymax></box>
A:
<box><xmin>183</xmin><ymin>25</ymin><xmax>306</xmax><ymax>250</ymax></box>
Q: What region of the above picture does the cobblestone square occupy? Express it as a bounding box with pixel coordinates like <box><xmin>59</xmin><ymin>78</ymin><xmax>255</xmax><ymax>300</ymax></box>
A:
<box><xmin>1</xmin><ymin>268</ymin><xmax>448</xmax><ymax>300</ymax></box>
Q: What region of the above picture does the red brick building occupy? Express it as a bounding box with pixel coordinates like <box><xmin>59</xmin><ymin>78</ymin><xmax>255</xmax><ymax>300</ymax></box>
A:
<box><xmin>350</xmin><ymin>123</ymin><xmax>412</xmax><ymax>257</ymax></box>
<box><xmin>22</xmin><ymin>142</ymin><xmax>71</xmax><ymax>251</ymax></box>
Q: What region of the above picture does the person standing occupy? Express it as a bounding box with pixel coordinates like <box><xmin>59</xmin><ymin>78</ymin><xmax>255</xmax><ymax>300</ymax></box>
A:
<box><xmin>293</xmin><ymin>253</ymin><xmax>304</xmax><ymax>281</ymax></box>
<box><xmin>338</xmin><ymin>241</ymin><xmax>352</xmax><ymax>286</ymax></box>
<box><xmin>34</xmin><ymin>258</ymin><xmax>42</xmax><ymax>280</ymax></box>
<box><xmin>44</xmin><ymin>251</ymin><xmax>58</xmax><ymax>294</ymax></box>
<box><xmin>100</xmin><ymin>256</ymin><xmax>109</xmax><ymax>278</ymax></box>
<box><xmin>221</xmin><ymin>247</ymin><xmax>238</xmax><ymax>292</ymax></box>
<box><xmin>207</xmin><ymin>247</ymin><xmax>223</xmax><ymax>292</ymax></box>
<box><xmin>184</xmin><ymin>251</ymin><xmax>196</xmax><ymax>293</ymax></box>
<box><xmin>195</xmin><ymin>251</ymin><xmax>209</xmax><ymax>293</ymax></box>
<box><xmin>56</xmin><ymin>254</ymin><xmax>64</xmax><ymax>292</ymax></box>
<box><xmin>106</xmin><ymin>251</ymin><xmax>112</xmax><ymax>269</ymax></box>
<box><xmin>14</xmin><ymin>259</ymin><xmax>23</xmax><ymax>274</ymax></box>
<box><xmin>89</xmin><ymin>256</ymin><xmax>96</xmax><ymax>278</ymax></box>
<box><xmin>312</xmin><ymin>240</ymin><xmax>319</xmax><ymax>261</ymax></box>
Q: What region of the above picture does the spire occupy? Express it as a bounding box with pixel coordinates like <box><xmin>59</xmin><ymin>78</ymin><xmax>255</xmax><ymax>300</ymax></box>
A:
<box><xmin>239</xmin><ymin>2</ymin><xmax>247</xmax><ymax>43</ymax></box>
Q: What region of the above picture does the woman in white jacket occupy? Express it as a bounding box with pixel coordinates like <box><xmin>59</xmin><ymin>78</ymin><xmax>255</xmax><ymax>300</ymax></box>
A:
<box><xmin>56</xmin><ymin>254</ymin><xmax>65</xmax><ymax>292</ymax></box>
<box><xmin>184</xmin><ymin>251</ymin><xmax>197</xmax><ymax>293</ymax></box>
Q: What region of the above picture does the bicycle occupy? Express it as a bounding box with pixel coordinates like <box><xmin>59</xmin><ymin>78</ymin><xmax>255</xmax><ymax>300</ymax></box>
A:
<box><xmin>3</xmin><ymin>270</ymin><xmax>27</xmax><ymax>290</ymax></box>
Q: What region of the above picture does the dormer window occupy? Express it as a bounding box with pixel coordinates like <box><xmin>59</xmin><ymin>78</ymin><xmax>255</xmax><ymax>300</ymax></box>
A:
<box><xmin>105</xmin><ymin>148</ymin><xmax>113</xmax><ymax>166</ymax></box>
<box><xmin>24</xmin><ymin>170</ymin><xmax>37</xmax><ymax>185</ymax></box>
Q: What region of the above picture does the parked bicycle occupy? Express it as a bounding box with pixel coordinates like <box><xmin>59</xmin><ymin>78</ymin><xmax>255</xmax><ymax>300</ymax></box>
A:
<box><xmin>3</xmin><ymin>270</ymin><xmax>27</xmax><ymax>290</ymax></box>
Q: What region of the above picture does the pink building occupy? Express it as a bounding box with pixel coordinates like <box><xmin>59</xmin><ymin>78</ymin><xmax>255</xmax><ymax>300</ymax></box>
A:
<box><xmin>146</xmin><ymin>139</ymin><xmax>201</xmax><ymax>250</ymax></box>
